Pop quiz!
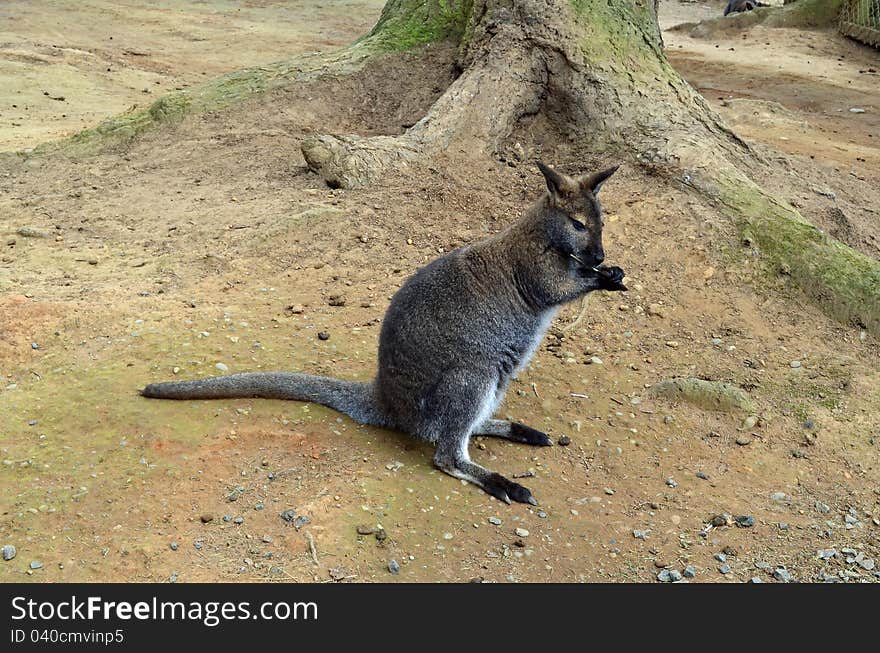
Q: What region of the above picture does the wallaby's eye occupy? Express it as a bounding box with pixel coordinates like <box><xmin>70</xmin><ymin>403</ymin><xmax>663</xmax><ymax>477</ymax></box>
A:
<box><xmin>569</xmin><ymin>217</ymin><xmax>586</xmax><ymax>232</ymax></box>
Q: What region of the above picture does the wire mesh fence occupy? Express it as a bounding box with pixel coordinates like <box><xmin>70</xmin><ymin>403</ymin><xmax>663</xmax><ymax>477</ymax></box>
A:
<box><xmin>839</xmin><ymin>0</ymin><xmax>880</xmax><ymax>48</ymax></box>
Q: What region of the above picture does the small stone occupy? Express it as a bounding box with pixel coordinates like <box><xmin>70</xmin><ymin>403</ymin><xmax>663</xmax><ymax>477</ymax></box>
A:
<box><xmin>170</xmin><ymin>542</ymin><xmax>179</xmax><ymax>551</ymax></box>
<box><xmin>317</xmin><ymin>331</ymin><xmax>330</xmax><ymax>341</ymax></box>
<box><xmin>589</xmin><ymin>356</ymin><xmax>603</xmax><ymax>365</ymax></box>
<box><xmin>632</xmin><ymin>529</ymin><xmax>649</xmax><ymax>540</ymax></box>
<box><xmin>558</xmin><ymin>435</ymin><xmax>571</xmax><ymax>446</ymax></box>
<box><xmin>778</xmin><ymin>522</ymin><xmax>789</xmax><ymax>531</ymax></box>
<box><xmin>657</xmin><ymin>569</ymin><xmax>682</xmax><ymax>582</ymax></box>
<box><xmin>815</xmin><ymin>501</ymin><xmax>831</xmax><ymax>514</ymax></box>
<box><xmin>683</xmin><ymin>565</ymin><xmax>697</xmax><ymax>579</ymax></box>
<box><xmin>514</xmin><ymin>528</ymin><xmax>529</xmax><ymax>538</ymax></box>
<box><xmin>488</xmin><ymin>517</ymin><xmax>502</xmax><ymax>526</ymax></box>
<box><xmin>194</xmin><ymin>539</ymin><xmax>204</xmax><ymax>550</ymax></box>
<box><xmin>293</xmin><ymin>516</ymin><xmax>310</xmax><ymax>529</ymax></box>
<box><xmin>328</xmin><ymin>294</ymin><xmax>346</xmax><ymax>307</ymax></box>
<box><xmin>696</xmin><ymin>471</ymin><xmax>709</xmax><ymax>480</ymax></box>
<box><xmin>710</xmin><ymin>515</ymin><xmax>728</xmax><ymax>527</ymax></box>
<box><xmin>31</xmin><ymin>342</ymin><xmax>40</xmax><ymax>350</ymax></box>
<box><xmin>666</xmin><ymin>478</ymin><xmax>678</xmax><ymax>488</ymax></box>
<box><xmin>254</xmin><ymin>503</ymin><xmax>264</xmax><ymax>511</ymax></box>
<box><xmin>735</xmin><ymin>435</ymin><xmax>753</xmax><ymax>446</ymax></box>
<box><xmin>388</xmin><ymin>559</ymin><xmax>400</xmax><ymax>574</ymax></box>
<box><xmin>735</xmin><ymin>515</ymin><xmax>755</xmax><ymax>528</ymax></box>
<box><xmin>375</xmin><ymin>529</ymin><xmax>387</xmax><ymax>541</ymax></box>
<box><xmin>280</xmin><ymin>509</ymin><xmax>297</xmax><ymax>522</ymax></box>
<box><xmin>773</xmin><ymin>567</ymin><xmax>792</xmax><ymax>582</ymax></box>
<box><xmin>222</xmin><ymin>515</ymin><xmax>232</xmax><ymax>523</ymax></box>
<box><xmin>817</xmin><ymin>549</ymin><xmax>837</xmax><ymax>560</ymax></box>
<box><xmin>740</xmin><ymin>415</ymin><xmax>757</xmax><ymax>431</ymax></box>
<box><xmin>233</xmin><ymin>517</ymin><xmax>244</xmax><ymax>524</ymax></box>
<box><xmin>715</xmin><ymin>553</ymin><xmax>727</xmax><ymax>562</ymax></box>
<box><xmin>357</xmin><ymin>525</ymin><xmax>376</xmax><ymax>535</ymax></box>
<box><xmin>604</xmin><ymin>487</ymin><xmax>615</xmax><ymax>496</ymax></box>
<box><xmin>665</xmin><ymin>341</ymin><xmax>679</xmax><ymax>349</ymax></box>
<box><xmin>288</xmin><ymin>304</ymin><xmax>304</xmax><ymax>314</ymax></box>
<box><xmin>849</xmin><ymin>107</ymin><xmax>866</xmax><ymax>113</ymax></box>
<box><xmin>215</xmin><ymin>362</ymin><xmax>229</xmax><ymax>372</ymax></box>
<box><xmin>770</xmin><ymin>492</ymin><xmax>787</xmax><ymax>502</ymax></box>
<box><xmin>2</xmin><ymin>545</ymin><xmax>16</xmax><ymax>561</ymax></box>
<box><xmin>719</xmin><ymin>564</ymin><xmax>732</xmax><ymax>574</ymax></box>
<box><xmin>262</xmin><ymin>535</ymin><xmax>273</xmax><ymax>544</ymax></box>
<box><xmin>789</xmin><ymin>360</ymin><xmax>801</xmax><ymax>369</ymax></box>
<box><xmin>29</xmin><ymin>561</ymin><xmax>43</xmax><ymax>570</ymax></box>
<box><xmin>443</xmin><ymin>532</ymin><xmax>454</xmax><ymax>540</ymax></box>
<box><xmin>749</xmin><ymin>577</ymin><xmax>764</xmax><ymax>584</ymax></box>
<box><xmin>647</xmin><ymin>303</ymin><xmax>666</xmax><ymax>318</ymax></box>
<box><xmin>200</xmin><ymin>514</ymin><xmax>213</xmax><ymax>523</ymax></box>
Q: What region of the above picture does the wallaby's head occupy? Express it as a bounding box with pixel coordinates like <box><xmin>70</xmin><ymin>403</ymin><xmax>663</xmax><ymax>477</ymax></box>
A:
<box><xmin>535</xmin><ymin>161</ymin><xmax>618</xmax><ymax>270</ymax></box>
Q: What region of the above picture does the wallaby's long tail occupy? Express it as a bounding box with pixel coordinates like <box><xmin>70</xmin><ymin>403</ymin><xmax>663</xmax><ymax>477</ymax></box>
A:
<box><xmin>141</xmin><ymin>373</ymin><xmax>389</xmax><ymax>427</ymax></box>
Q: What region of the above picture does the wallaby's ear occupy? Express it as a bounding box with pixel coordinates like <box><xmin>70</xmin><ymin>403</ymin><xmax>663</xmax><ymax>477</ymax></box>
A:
<box><xmin>582</xmin><ymin>165</ymin><xmax>619</xmax><ymax>195</ymax></box>
<box><xmin>537</xmin><ymin>161</ymin><xmax>565</xmax><ymax>199</ymax></box>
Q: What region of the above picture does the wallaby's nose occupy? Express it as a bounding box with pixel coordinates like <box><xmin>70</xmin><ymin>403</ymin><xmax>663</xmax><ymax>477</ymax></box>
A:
<box><xmin>593</xmin><ymin>250</ymin><xmax>605</xmax><ymax>264</ymax></box>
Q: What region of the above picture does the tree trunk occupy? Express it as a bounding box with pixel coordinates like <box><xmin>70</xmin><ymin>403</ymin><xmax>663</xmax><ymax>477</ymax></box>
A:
<box><xmin>300</xmin><ymin>0</ymin><xmax>879</xmax><ymax>334</ymax></box>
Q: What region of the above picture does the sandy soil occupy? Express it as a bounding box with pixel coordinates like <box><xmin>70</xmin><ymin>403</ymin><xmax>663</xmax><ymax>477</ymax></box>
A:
<box><xmin>0</xmin><ymin>1</ymin><xmax>878</xmax><ymax>584</ymax></box>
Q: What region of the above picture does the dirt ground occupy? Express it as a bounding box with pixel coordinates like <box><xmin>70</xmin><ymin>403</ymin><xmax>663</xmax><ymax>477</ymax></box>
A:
<box><xmin>0</xmin><ymin>1</ymin><xmax>878</xmax><ymax>584</ymax></box>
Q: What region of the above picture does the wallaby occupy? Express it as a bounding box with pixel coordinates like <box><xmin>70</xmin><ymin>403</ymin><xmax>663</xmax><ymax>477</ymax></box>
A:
<box><xmin>142</xmin><ymin>162</ymin><xmax>627</xmax><ymax>505</ymax></box>
<box><xmin>724</xmin><ymin>0</ymin><xmax>769</xmax><ymax>16</ymax></box>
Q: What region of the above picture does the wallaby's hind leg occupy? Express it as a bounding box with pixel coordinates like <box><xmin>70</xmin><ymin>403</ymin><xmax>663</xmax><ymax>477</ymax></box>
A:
<box><xmin>423</xmin><ymin>372</ymin><xmax>538</xmax><ymax>505</ymax></box>
<box><xmin>474</xmin><ymin>419</ymin><xmax>553</xmax><ymax>446</ymax></box>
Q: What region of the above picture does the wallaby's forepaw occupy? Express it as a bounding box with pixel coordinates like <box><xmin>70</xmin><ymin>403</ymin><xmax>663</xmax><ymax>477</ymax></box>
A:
<box><xmin>483</xmin><ymin>473</ymin><xmax>538</xmax><ymax>505</ymax></box>
<box><xmin>596</xmin><ymin>265</ymin><xmax>627</xmax><ymax>292</ymax></box>
<box><xmin>509</xmin><ymin>423</ymin><xmax>553</xmax><ymax>446</ymax></box>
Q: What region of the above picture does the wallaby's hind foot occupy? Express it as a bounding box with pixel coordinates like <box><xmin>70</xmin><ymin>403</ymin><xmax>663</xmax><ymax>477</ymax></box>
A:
<box><xmin>434</xmin><ymin>453</ymin><xmax>538</xmax><ymax>505</ymax></box>
<box><xmin>475</xmin><ymin>420</ymin><xmax>553</xmax><ymax>446</ymax></box>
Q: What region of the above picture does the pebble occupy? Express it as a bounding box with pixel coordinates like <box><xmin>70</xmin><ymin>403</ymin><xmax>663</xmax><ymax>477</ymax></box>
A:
<box><xmin>603</xmin><ymin>487</ymin><xmax>615</xmax><ymax>495</ymax></box>
<box><xmin>657</xmin><ymin>569</ymin><xmax>682</xmax><ymax>583</ymax></box>
<box><xmin>30</xmin><ymin>561</ymin><xmax>43</xmax><ymax>570</ymax></box>
<box><xmin>773</xmin><ymin>567</ymin><xmax>792</xmax><ymax>582</ymax></box>
<box><xmin>443</xmin><ymin>532</ymin><xmax>454</xmax><ymax>540</ymax></box>
<box><xmin>233</xmin><ymin>517</ymin><xmax>244</xmax><ymax>525</ymax></box>
<box><xmin>200</xmin><ymin>514</ymin><xmax>213</xmax><ymax>523</ymax></box>
<box><xmin>666</xmin><ymin>478</ymin><xmax>678</xmax><ymax>488</ymax></box>
<box><xmin>696</xmin><ymin>471</ymin><xmax>709</xmax><ymax>480</ymax></box>
<box><xmin>280</xmin><ymin>509</ymin><xmax>296</xmax><ymax>522</ymax></box>
<box><xmin>170</xmin><ymin>542</ymin><xmax>179</xmax><ymax>551</ymax></box>
<box><xmin>558</xmin><ymin>435</ymin><xmax>571</xmax><ymax>446</ymax></box>
<box><xmin>375</xmin><ymin>528</ymin><xmax>387</xmax><ymax>541</ymax></box>
<box><xmin>262</xmin><ymin>535</ymin><xmax>273</xmax><ymax>544</ymax></box>
<box><xmin>215</xmin><ymin>362</ymin><xmax>229</xmax><ymax>372</ymax></box>
<box><xmin>740</xmin><ymin>415</ymin><xmax>757</xmax><ymax>430</ymax></box>
<box><xmin>1</xmin><ymin>545</ymin><xmax>15</xmax><ymax>561</ymax></box>
<box><xmin>223</xmin><ymin>515</ymin><xmax>232</xmax><ymax>523</ymax></box>
<box><xmin>632</xmin><ymin>529</ymin><xmax>649</xmax><ymax>540</ymax></box>
<box><xmin>357</xmin><ymin>525</ymin><xmax>376</xmax><ymax>535</ymax></box>
<box><xmin>789</xmin><ymin>360</ymin><xmax>801</xmax><ymax>369</ymax></box>
<box><xmin>589</xmin><ymin>356</ymin><xmax>603</xmax><ymax>365</ymax></box>
<box><xmin>714</xmin><ymin>553</ymin><xmax>727</xmax><ymax>562</ymax></box>
<box><xmin>735</xmin><ymin>435</ymin><xmax>753</xmax><ymax>446</ymax></box>
<box><xmin>749</xmin><ymin>577</ymin><xmax>764</xmax><ymax>583</ymax></box>
<box><xmin>31</xmin><ymin>342</ymin><xmax>39</xmax><ymax>350</ymax></box>
<box><xmin>817</xmin><ymin>548</ymin><xmax>837</xmax><ymax>560</ymax></box>
<box><xmin>293</xmin><ymin>516</ymin><xmax>310</xmax><ymax>529</ymax></box>
<box><xmin>317</xmin><ymin>331</ymin><xmax>330</xmax><ymax>341</ymax></box>
<box><xmin>815</xmin><ymin>501</ymin><xmax>831</xmax><ymax>514</ymax></box>
<box><xmin>683</xmin><ymin>565</ymin><xmax>697</xmax><ymax>579</ymax></box>
<box><xmin>194</xmin><ymin>540</ymin><xmax>204</xmax><ymax>550</ymax></box>
<box><xmin>710</xmin><ymin>515</ymin><xmax>728</xmax><ymax>527</ymax></box>
<box><xmin>537</xmin><ymin>511</ymin><xmax>548</xmax><ymax>519</ymax></box>
<box><xmin>770</xmin><ymin>492</ymin><xmax>787</xmax><ymax>502</ymax></box>
<box><xmin>514</xmin><ymin>528</ymin><xmax>529</xmax><ymax>538</ymax></box>
<box><xmin>735</xmin><ymin>515</ymin><xmax>755</xmax><ymax>528</ymax></box>
<box><xmin>778</xmin><ymin>522</ymin><xmax>789</xmax><ymax>530</ymax></box>
<box><xmin>388</xmin><ymin>559</ymin><xmax>400</xmax><ymax>575</ymax></box>
<box><xmin>488</xmin><ymin>517</ymin><xmax>502</xmax><ymax>525</ymax></box>
<box><xmin>719</xmin><ymin>564</ymin><xmax>732</xmax><ymax>574</ymax></box>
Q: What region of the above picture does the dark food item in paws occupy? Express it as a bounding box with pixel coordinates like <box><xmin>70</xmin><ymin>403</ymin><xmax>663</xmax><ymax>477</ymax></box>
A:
<box><xmin>595</xmin><ymin>265</ymin><xmax>626</xmax><ymax>291</ymax></box>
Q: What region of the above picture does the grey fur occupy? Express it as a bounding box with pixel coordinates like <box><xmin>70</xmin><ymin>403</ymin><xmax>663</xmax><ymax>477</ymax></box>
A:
<box><xmin>142</xmin><ymin>162</ymin><xmax>626</xmax><ymax>505</ymax></box>
<box><xmin>724</xmin><ymin>0</ymin><xmax>769</xmax><ymax>16</ymax></box>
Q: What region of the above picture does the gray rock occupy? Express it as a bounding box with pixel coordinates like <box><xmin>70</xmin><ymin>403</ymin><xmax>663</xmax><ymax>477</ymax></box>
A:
<box><xmin>657</xmin><ymin>569</ymin><xmax>682</xmax><ymax>582</ymax></box>
<box><xmin>170</xmin><ymin>542</ymin><xmax>179</xmax><ymax>551</ymax></box>
<box><xmin>1</xmin><ymin>545</ymin><xmax>15</xmax><ymax>561</ymax></box>
<box><xmin>293</xmin><ymin>516</ymin><xmax>310</xmax><ymax>529</ymax></box>
<box><xmin>514</xmin><ymin>528</ymin><xmax>529</xmax><ymax>538</ymax></box>
<box><xmin>537</xmin><ymin>511</ymin><xmax>548</xmax><ymax>519</ymax></box>
<box><xmin>714</xmin><ymin>552</ymin><xmax>727</xmax><ymax>562</ymax></box>
<box><xmin>29</xmin><ymin>561</ymin><xmax>43</xmax><ymax>570</ymax></box>
<box><xmin>770</xmin><ymin>492</ymin><xmax>787</xmax><ymax>502</ymax></box>
<box><xmin>223</xmin><ymin>515</ymin><xmax>232</xmax><ymax>522</ymax></box>
<box><xmin>558</xmin><ymin>435</ymin><xmax>571</xmax><ymax>446</ymax></box>
<box><xmin>233</xmin><ymin>517</ymin><xmax>244</xmax><ymax>525</ymax></box>
<box><xmin>817</xmin><ymin>549</ymin><xmax>837</xmax><ymax>560</ymax></box>
<box><xmin>633</xmin><ymin>529</ymin><xmax>649</xmax><ymax>540</ymax></box>
<box><xmin>683</xmin><ymin>565</ymin><xmax>697</xmax><ymax>579</ymax></box>
<box><xmin>666</xmin><ymin>478</ymin><xmax>678</xmax><ymax>488</ymax></box>
<box><xmin>696</xmin><ymin>471</ymin><xmax>709</xmax><ymax>480</ymax></box>
<box><xmin>749</xmin><ymin>577</ymin><xmax>764</xmax><ymax>583</ymax></box>
<box><xmin>388</xmin><ymin>559</ymin><xmax>400</xmax><ymax>575</ymax></box>
<box><xmin>735</xmin><ymin>515</ymin><xmax>756</xmax><ymax>528</ymax></box>
<box><xmin>773</xmin><ymin>567</ymin><xmax>792</xmax><ymax>582</ymax></box>
<box><xmin>194</xmin><ymin>539</ymin><xmax>204</xmax><ymax>550</ymax></box>
<box><xmin>719</xmin><ymin>564</ymin><xmax>732</xmax><ymax>574</ymax></box>
<box><xmin>488</xmin><ymin>517</ymin><xmax>502</xmax><ymax>525</ymax></box>
<box><xmin>815</xmin><ymin>501</ymin><xmax>831</xmax><ymax>514</ymax></box>
<box><xmin>778</xmin><ymin>522</ymin><xmax>789</xmax><ymax>530</ymax></box>
<box><xmin>280</xmin><ymin>509</ymin><xmax>297</xmax><ymax>522</ymax></box>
